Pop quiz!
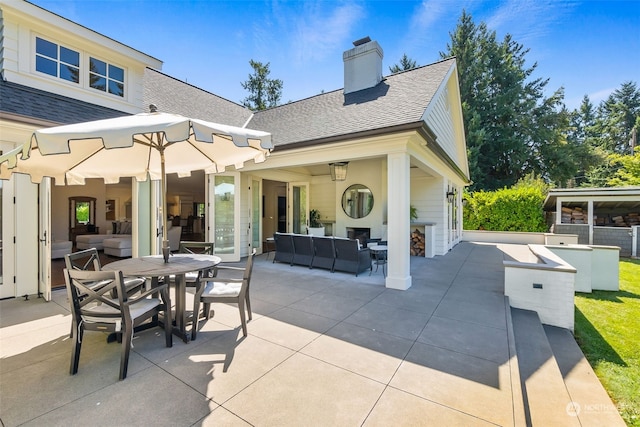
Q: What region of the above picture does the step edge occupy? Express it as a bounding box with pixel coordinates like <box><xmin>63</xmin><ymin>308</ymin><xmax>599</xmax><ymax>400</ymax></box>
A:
<box><xmin>505</xmin><ymin>296</ymin><xmax>527</xmax><ymax>427</ymax></box>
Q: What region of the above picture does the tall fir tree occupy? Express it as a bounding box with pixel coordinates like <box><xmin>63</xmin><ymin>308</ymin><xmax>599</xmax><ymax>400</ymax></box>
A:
<box><xmin>241</xmin><ymin>60</ymin><xmax>283</xmax><ymax>111</ymax></box>
<box><xmin>389</xmin><ymin>54</ymin><xmax>417</xmax><ymax>73</ymax></box>
<box><xmin>594</xmin><ymin>81</ymin><xmax>640</xmax><ymax>154</ymax></box>
<box><xmin>441</xmin><ymin>11</ymin><xmax>568</xmax><ymax>190</ymax></box>
<box><xmin>580</xmin><ymin>81</ymin><xmax>639</xmax><ymax>186</ymax></box>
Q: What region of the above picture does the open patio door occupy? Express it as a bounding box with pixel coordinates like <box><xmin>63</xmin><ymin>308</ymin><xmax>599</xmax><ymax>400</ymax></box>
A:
<box><xmin>288</xmin><ymin>182</ymin><xmax>309</xmax><ymax>234</ymax></box>
<box><xmin>208</xmin><ymin>172</ymin><xmax>241</xmax><ymax>262</ymax></box>
<box><xmin>38</xmin><ymin>178</ymin><xmax>52</xmax><ymax>301</ymax></box>
<box><xmin>0</xmin><ymin>179</ymin><xmax>12</xmax><ymax>299</ymax></box>
<box><xmin>249</xmin><ymin>176</ymin><xmax>262</xmax><ymax>254</ymax></box>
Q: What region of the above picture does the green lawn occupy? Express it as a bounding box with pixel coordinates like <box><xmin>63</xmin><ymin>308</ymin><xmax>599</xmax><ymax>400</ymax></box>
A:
<box><xmin>574</xmin><ymin>258</ymin><xmax>640</xmax><ymax>426</ymax></box>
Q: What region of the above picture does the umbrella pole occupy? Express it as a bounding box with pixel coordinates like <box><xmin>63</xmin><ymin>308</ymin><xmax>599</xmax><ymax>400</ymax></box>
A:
<box><xmin>161</xmin><ymin>148</ymin><xmax>170</xmax><ymax>262</ymax></box>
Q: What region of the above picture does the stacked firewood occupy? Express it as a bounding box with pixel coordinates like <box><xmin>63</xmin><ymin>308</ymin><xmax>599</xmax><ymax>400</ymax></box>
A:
<box><xmin>561</xmin><ymin>206</ymin><xmax>586</xmax><ymax>224</ymax></box>
<box><xmin>410</xmin><ymin>229</ymin><xmax>425</xmax><ymax>256</ymax></box>
<box><xmin>611</xmin><ymin>213</ymin><xmax>639</xmax><ymax>227</ymax></box>
<box><xmin>563</xmin><ymin>206</ymin><xmax>639</xmax><ymax>226</ymax></box>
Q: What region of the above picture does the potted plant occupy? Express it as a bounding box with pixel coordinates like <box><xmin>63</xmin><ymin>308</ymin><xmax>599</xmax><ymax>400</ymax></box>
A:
<box><xmin>308</xmin><ymin>209</ymin><xmax>325</xmax><ymax>236</ymax></box>
<box><xmin>410</xmin><ymin>205</ymin><xmax>418</xmax><ymax>222</ymax></box>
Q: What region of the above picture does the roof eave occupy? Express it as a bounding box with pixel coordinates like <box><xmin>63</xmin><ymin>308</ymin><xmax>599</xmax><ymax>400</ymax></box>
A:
<box><xmin>274</xmin><ymin>121</ymin><xmax>470</xmax><ymax>184</ymax></box>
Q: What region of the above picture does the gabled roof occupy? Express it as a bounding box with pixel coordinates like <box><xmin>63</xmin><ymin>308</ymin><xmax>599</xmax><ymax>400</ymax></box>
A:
<box><xmin>248</xmin><ymin>58</ymin><xmax>456</xmax><ymax>148</ymax></box>
<box><xmin>0</xmin><ymin>79</ymin><xmax>128</xmax><ymax>125</ymax></box>
<box><xmin>143</xmin><ymin>68</ymin><xmax>253</xmax><ymax>128</ymax></box>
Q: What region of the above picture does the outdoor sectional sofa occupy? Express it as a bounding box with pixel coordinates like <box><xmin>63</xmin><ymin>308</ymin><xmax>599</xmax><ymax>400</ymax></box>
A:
<box><xmin>273</xmin><ymin>232</ymin><xmax>371</xmax><ymax>276</ymax></box>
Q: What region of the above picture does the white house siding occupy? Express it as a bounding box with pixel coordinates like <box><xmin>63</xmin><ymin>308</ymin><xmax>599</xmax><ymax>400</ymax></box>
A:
<box><xmin>0</xmin><ymin>1</ymin><xmax>161</xmax><ymax>114</ymax></box>
<box><xmin>310</xmin><ymin>176</ymin><xmax>337</xmax><ymax>234</ymax></box>
<box><xmin>410</xmin><ymin>174</ymin><xmax>448</xmax><ymax>255</ymax></box>
<box><xmin>424</xmin><ymin>87</ymin><xmax>457</xmax><ymax>162</ymax></box>
<box><xmin>334</xmin><ymin>158</ymin><xmax>386</xmax><ymax>240</ymax></box>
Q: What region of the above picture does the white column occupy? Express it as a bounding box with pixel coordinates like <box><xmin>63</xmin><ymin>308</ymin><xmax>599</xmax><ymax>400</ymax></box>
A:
<box><xmin>556</xmin><ymin>198</ymin><xmax>562</xmax><ymax>225</ymax></box>
<box><xmin>386</xmin><ymin>152</ymin><xmax>412</xmax><ymax>290</ymax></box>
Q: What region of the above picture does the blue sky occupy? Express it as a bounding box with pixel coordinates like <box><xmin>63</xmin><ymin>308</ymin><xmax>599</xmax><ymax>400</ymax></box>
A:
<box><xmin>31</xmin><ymin>0</ymin><xmax>640</xmax><ymax>110</ymax></box>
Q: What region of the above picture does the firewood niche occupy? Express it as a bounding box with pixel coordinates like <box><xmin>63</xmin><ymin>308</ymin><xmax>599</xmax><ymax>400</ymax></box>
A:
<box><xmin>410</xmin><ymin>222</ymin><xmax>436</xmax><ymax>257</ymax></box>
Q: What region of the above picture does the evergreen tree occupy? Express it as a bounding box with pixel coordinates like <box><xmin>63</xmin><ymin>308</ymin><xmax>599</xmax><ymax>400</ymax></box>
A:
<box><xmin>441</xmin><ymin>11</ymin><xmax>568</xmax><ymax>190</ymax></box>
<box><xmin>241</xmin><ymin>60</ymin><xmax>283</xmax><ymax>111</ymax></box>
<box><xmin>389</xmin><ymin>54</ymin><xmax>417</xmax><ymax>73</ymax></box>
<box><xmin>581</xmin><ymin>82</ymin><xmax>639</xmax><ymax>186</ymax></box>
<box><xmin>561</xmin><ymin>96</ymin><xmax>602</xmax><ymax>186</ymax></box>
<box><xmin>593</xmin><ymin>81</ymin><xmax>640</xmax><ymax>154</ymax></box>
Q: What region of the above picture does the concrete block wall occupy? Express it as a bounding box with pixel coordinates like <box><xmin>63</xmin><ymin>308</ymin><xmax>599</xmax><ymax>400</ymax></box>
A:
<box><xmin>553</xmin><ymin>224</ymin><xmax>589</xmax><ymax>244</ymax></box>
<box><xmin>546</xmin><ymin>245</ymin><xmax>593</xmax><ymax>293</ymax></box>
<box><xmin>504</xmin><ymin>245</ymin><xmax>576</xmax><ymax>331</ymax></box>
<box><xmin>590</xmin><ymin>246</ymin><xmax>620</xmax><ymax>291</ymax></box>
<box><xmin>504</xmin><ymin>266</ymin><xmax>575</xmax><ymax>331</ymax></box>
<box><xmin>593</xmin><ymin>227</ymin><xmax>631</xmax><ymax>257</ymax></box>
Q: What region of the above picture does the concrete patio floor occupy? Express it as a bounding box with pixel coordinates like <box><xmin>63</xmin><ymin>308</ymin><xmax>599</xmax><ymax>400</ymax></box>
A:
<box><xmin>2</xmin><ymin>242</ymin><xmax>522</xmax><ymax>426</ymax></box>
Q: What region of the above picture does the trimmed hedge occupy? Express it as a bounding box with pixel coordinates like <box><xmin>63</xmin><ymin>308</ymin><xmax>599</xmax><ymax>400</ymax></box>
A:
<box><xmin>463</xmin><ymin>185</ymin><xmax>547</xmax><ymax>232</ymax></box>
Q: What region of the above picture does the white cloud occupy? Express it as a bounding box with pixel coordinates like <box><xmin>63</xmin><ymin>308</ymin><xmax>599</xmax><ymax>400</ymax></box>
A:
<box><xmin>288</xmin><ymin>2</ymin><xmax>364</xmax><ymax>65</ymax></box>
<box><xmin>588</xmin><ymin>87</ymin><xmax>616</xmax><ymax>104</ymax></box>
<box><xmin>401</xmin><ymin>0</ymin><xmax>453</xmax><ymax>53</ymax></box>
<box><xmin>410</xmin><ymin>0</ymin><xmax>447</xmax><ymax>31</ymax></box>
<box><xmin>484</xmin><ymin>0</ymin><xmax>577</xmax><ymax>44</ymax></box>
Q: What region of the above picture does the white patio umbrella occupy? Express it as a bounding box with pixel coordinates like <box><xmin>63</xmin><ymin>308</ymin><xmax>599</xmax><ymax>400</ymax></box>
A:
<box><xmin>0</xmin><ymin>110</ymin><xmax>272</xmax><ymax>261</ymax></box>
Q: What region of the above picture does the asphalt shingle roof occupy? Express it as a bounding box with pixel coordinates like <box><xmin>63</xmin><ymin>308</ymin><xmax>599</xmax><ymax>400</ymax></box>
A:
<box><xmin>0</xmin><ymin>79</ymin><xmax>129</xmax><ymax>124</ymax></box>
<box><xmin>2</xmin><ymin>57</ymin><xmax>455</xmax><ymax>151</ymax></box>
<box><xmin>143</xmin><ymin>68</ymin><xmax>253</xmax><ymax>128</ymax></box>
<box><xmin>248</xmin><ymin>58</ymin><xmax>455</xmax><ymax>147</ymax></box>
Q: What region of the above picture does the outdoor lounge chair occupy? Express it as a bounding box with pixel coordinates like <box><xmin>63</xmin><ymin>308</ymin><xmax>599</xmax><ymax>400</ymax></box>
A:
<box><xmin>192</xmin><ymin>249</ymin><xmax>256</xmax><ymax>340</ymax></box>
<box><xmin>292</xmin><ymin>234</ymin><xmax>314</xmax><ymax>267</ymax></box>
<box><xmin>273</xmin><ymin>232</ymin><xmax>294</xmax><ymax>264</ymax></box>
<box><xmin>333</xmin><ymin>238</ymin><xmax>371</xmax><ymax>276</ymax></box>
<box><xmin>311</xmin><ymin>236</ymin><xmax>336</xmax><ymax>271</ymax></box>
<box><xmin>64</xmin><ymin>268</ymin><xmax>172</xmax><ymax>380</ymax></box>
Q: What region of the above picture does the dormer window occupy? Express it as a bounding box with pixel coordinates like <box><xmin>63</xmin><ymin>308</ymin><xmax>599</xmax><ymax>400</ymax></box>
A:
<box><xmin>89</xmin><ymin>57</ymin><xmax>125</xmax><ymax>97</ymax></box>
<box><xmin>35</xmin><ymin>37</ymin><xmax>79</xmax><ymax>83</ymax></box>
<box><xmin>33</xmin><ymin>36</ymin><xmax>125</xmax><ymax>98</ymax></box>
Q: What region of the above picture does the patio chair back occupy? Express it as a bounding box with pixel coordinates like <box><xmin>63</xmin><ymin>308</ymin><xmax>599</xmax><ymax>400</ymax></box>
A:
<box><xmin>64</xmin><ymin>248</ymin><xmax>144</xmax><ymax>298</ymax></box>
<box><xmin>64</xmin><ymin>247</ymin><xmax>101</xmax><ymax>272</ymax></box>
<box><xmin>192</xmin><ymin>248</ymin><xmax>256</xmax><ymax>340</ymax></box>
<box><xmin>178</xmin><ymin>241</ymin><xmax>214</xmax><ymax>254</ymax></box>
<box><xmin>64</xmin><ymin>268</ymin><xmax>172</xmax><ymax>380</ymax></box>
<box><xmin>178</xmin><ymin>241</ymin><xmax>215</xmax><ymax>285</ymax></box>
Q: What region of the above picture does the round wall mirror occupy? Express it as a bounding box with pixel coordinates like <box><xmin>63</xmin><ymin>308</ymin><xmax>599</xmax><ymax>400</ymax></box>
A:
<box><xmin>342</xmin><ymin>184</ymin><xmax>374</xmax><ymax>218</ymax></box>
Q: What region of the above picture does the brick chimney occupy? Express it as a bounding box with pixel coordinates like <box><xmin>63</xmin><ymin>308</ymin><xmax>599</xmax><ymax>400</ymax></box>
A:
<box><xmin>343</xmin><ymin>36</ymin><xmax>383</xmax><ymax>94</ymax></box>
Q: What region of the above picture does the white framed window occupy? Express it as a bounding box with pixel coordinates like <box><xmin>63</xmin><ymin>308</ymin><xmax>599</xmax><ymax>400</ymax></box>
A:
<box><xmin>35</xmin><ymin>37</ymin><xmax>80</xmax><ymax>84</ymax></box>
<box><xmin>34</xmin><ymin>35</ymin><xmax>126</xmax><ymax>98</ymax></box>
<box><xmin>89</xmin><ymin>57</ymin><xmax>125</xmax><ymax>97</ymax></box>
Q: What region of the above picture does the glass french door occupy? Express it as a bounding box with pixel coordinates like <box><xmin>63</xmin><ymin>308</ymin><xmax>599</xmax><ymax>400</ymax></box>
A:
<box><xmin>0</xmin><ymin>179</ymin><xmax>9</xmax><ymax>299</ymax></box>
<box><xmin>249</xmin><ymin>177</ymin><xmax>262</xmax><ymax>252</ymax></box>
<box><xmin>288</xmin><ymin>182</ymin><xmax>309</xmax><ymax>234</ymax></box>
<box><xmin>38</xmin><ymin>178</ymin><xmax>52</xmax><ymax>300</ymax></box>
<box><xmin>209</xmin><ymin>173</ymin><xmax>240</xmax><ymax>262</ymax></box>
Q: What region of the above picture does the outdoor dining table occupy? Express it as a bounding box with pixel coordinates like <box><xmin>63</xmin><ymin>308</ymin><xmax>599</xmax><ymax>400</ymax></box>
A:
<box><xmin>104</xmin><ymin>253</ymin><xmax>221</xmax><ymax>343</ymax></box>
